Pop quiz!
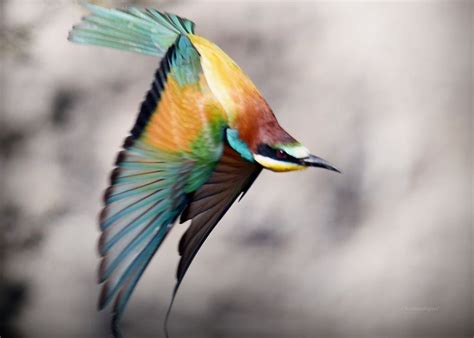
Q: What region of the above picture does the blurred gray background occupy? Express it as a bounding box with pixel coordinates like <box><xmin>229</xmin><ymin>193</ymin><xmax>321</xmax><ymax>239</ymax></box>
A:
<box><xmin>1</xmin><ymin>0</ymin><xmax>472</xmax><ymax>337</ymax></box>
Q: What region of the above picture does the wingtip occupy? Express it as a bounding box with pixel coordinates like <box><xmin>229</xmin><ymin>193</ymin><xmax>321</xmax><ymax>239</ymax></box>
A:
<box><xmin>67</xmin><ymin>27</ymin><xmax>81</xmax><ymax>43</ymax></box>
<box><xmin>79</xmin><ymin>1</ymin><xmax>98</xmax><ymax>11</ymax></box>
<box><xmin>97</xmin><ymin>281</ymin><xmax>109</xmax><ymax>310</ymax></box>
<box><xmin>115</xmin><ymin>151</ymin><xmax>127</xmax><ymax>165</ymax></box>
<box><xmin>110</xmin><ymin>168</ymin><xmax>121</xmax><ymax>185</ymax></box>
<box><xmin>98</xmin><ymin>233</ymin><xmax>107</xmax><ymax>257</ymax></box>
<box><xmin>122</xmin><ymin>135</ymin><xmax>135</xmax><ymax>149</ymax></box>
<box><xmin>98</xmin><ymin>207</ymin><xmax>108</xmax><ymax>230</ymax></box>
<box><xmin>98</xmin><ymin>256</ymin><xmax>108</xmax><ymax>283</ymax></box>
<box><xmin>163</xmin><ymin>285</ymin><xmax>179</xmax><ymax>338</ymax></box>
<box><xmin>111</xmin><ymin>313</ymin><xmax>123</xmax><ymax>338</ymax></box>
<box><xmin>103</xmin><ymin>186</ymin><xmax>113</xmax><ymax>204</ymax></box>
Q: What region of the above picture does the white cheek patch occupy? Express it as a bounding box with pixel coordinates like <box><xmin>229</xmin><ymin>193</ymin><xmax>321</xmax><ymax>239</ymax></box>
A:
<box><xmin>280</xmin><ymin>145</ymin><xmax>310</xmax><ymax>159</ymax></box>
<box><xmin>253</xmin><ymin>154</ymin><xmax>306</xmax><ymax>172</ymax></box>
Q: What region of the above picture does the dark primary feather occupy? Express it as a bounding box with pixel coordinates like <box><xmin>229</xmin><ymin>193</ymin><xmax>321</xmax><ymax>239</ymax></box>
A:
<box><xmin>164</xmin><ymin>144</ymin><xmax>262</xmax><ymax>336</ymax></box>
<box><xmin>130</xmin><ymin>39</ymin><xmax>171</xmax><ymax>139</ymax></box>
<box><xmin>178</xmin><ymin>145</ymin><xmax>262</xmax><ymax>280</ymax></box>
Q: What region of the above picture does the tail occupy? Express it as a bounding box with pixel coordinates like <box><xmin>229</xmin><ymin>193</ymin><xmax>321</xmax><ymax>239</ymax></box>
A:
<box><xmin>68</xmin><ymin>2</ymin><xmax>195</xmax><ymax>57</ymax></box>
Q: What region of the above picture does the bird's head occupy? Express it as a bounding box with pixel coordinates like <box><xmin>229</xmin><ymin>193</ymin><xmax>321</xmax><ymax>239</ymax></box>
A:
<box><xmin>230</xmin><ymin>115</ymin><xmax>340</xmax><ymax>173</ymax></box>
<box><xmin>253</xmin><ymin>142</ymin><xmax>340</xmax><ymax>173</ymax></box>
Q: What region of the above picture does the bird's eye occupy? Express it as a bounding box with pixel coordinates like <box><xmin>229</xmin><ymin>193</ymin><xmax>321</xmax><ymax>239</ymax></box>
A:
<box><xmin>276</xmin><ymin>149</ymin><xmax>287</xmax><ymax>159</ymax></box>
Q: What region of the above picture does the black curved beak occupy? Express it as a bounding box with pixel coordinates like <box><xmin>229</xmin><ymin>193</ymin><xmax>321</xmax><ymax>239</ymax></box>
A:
<box><xmin>302</xmin><ymin>155</ymin><xmax>341</xmax><ymax>173</ymax></box>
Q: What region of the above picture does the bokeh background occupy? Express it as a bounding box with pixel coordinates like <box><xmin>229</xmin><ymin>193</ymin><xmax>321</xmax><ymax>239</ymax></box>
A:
<box><xmin>1</xmin><ymin>0</ymin><xmax>472</xmax><ymax>337</ymax></box>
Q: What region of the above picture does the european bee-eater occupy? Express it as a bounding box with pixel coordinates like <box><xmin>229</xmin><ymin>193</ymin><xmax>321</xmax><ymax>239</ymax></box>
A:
<box><xmin>69</xmin><ymin>3</ymin><xmax>339</xmax><ymax>336</ymax></box>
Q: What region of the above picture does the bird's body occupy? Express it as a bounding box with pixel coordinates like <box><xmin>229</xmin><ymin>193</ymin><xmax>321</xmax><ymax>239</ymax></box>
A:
<box><xmin>69</xmin><ymin>3</ymin><xmax>339</xmax><ymax>336</ymax></box>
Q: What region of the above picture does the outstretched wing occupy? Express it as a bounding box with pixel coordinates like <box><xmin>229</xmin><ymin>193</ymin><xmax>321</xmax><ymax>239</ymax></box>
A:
<box><xmin>164</xmin><ymin>144</ymin><xmax>261</xmax><ymax>335</ymax></box>
<box><xmin>69</xmin><ymin>2</ymin><xmax>195</xmax><ymax>57</ymax></box>
<box><xmin>178</xmin><ymin>145</ymin><xmax>261</xmax><ymax>282</ymax></box>
<box><xmin>97</xmin><ymin>34</ymin><xmax>227</xmax><ymax>331</ymax></box>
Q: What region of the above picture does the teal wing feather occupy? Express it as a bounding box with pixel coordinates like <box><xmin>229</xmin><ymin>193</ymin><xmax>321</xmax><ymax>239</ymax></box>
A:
<box><xmin>69</xmin><ymin>2</ymin><xmax>195</xmax><ymax>57</ymax></box>
<box><xmin>99</xmin><ymin>139</ymin><xmax>193</xmax><ymax>310</ymax></box>
<box><xmin>97</xmin><ymin>35</ymin><xmax>226</xmax><ymax>335</ymax></box>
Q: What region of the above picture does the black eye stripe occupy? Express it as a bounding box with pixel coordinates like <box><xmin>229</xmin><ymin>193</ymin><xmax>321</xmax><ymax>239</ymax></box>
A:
<box><xmin>256</xmin><ymin>144</ymin><xmax>302</xmax><ymax>164</ymax></box>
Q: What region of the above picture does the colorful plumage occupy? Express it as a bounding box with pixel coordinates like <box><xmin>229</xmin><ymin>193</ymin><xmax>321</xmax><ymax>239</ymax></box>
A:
<box><xmin>69</xmin><ymin>3</ymin><xmax>339</xmax><ymax>337</ymax></box>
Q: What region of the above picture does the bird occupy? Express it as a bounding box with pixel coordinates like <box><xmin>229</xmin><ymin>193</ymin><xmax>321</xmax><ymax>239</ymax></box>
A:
<box><xmin>69</xmin><ymin>2</ymin><xmax>340</xmax><ymax>337</ymax></box>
